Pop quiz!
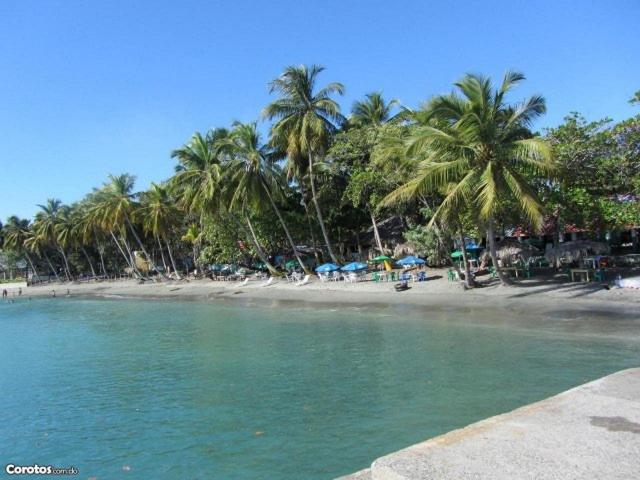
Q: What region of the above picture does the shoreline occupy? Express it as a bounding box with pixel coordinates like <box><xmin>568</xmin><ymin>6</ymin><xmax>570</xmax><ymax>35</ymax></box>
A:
<box><xmin>4</xmin><ymin>268</ymin><xmax>639</xmax><ymax>316</ymax></box>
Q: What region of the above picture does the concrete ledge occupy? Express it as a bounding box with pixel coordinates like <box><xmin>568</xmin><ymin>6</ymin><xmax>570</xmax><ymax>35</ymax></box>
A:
<box><xmin>340</xmin><ymin>368</ymin><xmax>640</xmax><ymax>480</ymax></box>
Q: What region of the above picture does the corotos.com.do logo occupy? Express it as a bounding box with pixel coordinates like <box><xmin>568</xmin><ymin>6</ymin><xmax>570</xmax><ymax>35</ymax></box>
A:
<box><xmin>5</xmin><ymin>464</ymin><xmax>78</xmax><ymax>475</ymax></box>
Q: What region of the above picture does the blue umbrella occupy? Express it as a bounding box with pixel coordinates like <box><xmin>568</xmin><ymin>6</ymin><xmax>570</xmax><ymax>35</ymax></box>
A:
<box><xmin>340</xmin><ymin>262</ymin><xmax>368</xmax><ymax>272</ymax></box>
<box><xmin>397</xmin><ymin>255</ymin><xmax>426</xmax><ymax>266</ymax></box>
<box><xmin>315</xmin><ymin>263</ymin><xmax>340</xmax><ymax>273</ymax></box>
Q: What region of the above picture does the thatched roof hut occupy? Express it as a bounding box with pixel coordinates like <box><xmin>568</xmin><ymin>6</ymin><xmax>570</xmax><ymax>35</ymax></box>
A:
<box><xmin>544</xmin><ymin>240</ymin><xmax>609</xmax><ymax>264</ymax></box>
<box><xmin>480</xmin><ymin>239</ymin><xmax>540</xmax><ymax>266</ymax></box>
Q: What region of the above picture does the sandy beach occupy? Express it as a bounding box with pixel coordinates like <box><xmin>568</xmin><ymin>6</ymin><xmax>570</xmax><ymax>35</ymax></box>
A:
<box><xmin>3</xmin><ymin>268</ymin><xmax>639</xmax><ymax>316</ymax></box>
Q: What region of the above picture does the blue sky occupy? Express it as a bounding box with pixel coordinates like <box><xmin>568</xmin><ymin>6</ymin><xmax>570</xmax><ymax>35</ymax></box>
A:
<box><xmin>1</xmin><ymin>0</ymin><xmax>638</xmax><ymax>220</ymax></box>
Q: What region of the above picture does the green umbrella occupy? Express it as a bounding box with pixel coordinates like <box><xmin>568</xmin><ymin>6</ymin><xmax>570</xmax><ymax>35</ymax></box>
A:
<box><xmin>284</xmin><ymin>259</ymin><xmax>299</xmax><ymax>269</ymax></box>
<box><xmin>450</xmin><ymin>251</ymin><xmax>463</xmax><ymax>259</ymax></box>
<box><xmin>372</xmin><ymin>255</ymin><xmax>392</xmax><ymax>262</ymax></box>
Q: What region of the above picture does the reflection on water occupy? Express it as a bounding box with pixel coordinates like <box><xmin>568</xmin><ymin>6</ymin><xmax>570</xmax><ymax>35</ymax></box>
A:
<box><xmin>0</xmin><ymin>298</ymin><xmax>638</xmax><ymax>479</ymax></box>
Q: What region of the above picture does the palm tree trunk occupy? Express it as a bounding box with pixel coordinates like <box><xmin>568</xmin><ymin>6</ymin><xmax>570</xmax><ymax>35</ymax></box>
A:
<box><xmin>81</xmin><ymin>246</ymin><xmax>97</xmax><ymax>277</ymax></box>
<box><xmin>97</xmin><ymin>244</ymin><xmax>107</xmax><ymax>276</ymax></box>
<box><xmin>262</xmin><ymin>181</ymin><xmax>310</xmax><ymax>274</ymax></box>
<box><xmin>299</xmin><ymin>181</ymin><xmax>321</xmax><ymax>264</ymax></box>
<box><xmin>110</xmin><ymin>230</ymin><xmax>142</xmax><ymax>278</ymax></box>
<box><xmin>57</xmin><ymin>246</ymin><xmax>71</xmax><ymax>281</ymax></box>
<box><xmin>109</xmin><ymin>230</ymin><xmax>133</xmax><ymax>269</ymax></box>
<box><xmin>244</xmin><ymin>215</ymin><xmax>278</xmax><ymax>275</ymax></box>
<box><xmin>457</xmin><ymin>228</ymin><xmax>475</xmax><ymax>288</ymax></box>
<box><xmin>122</xmin><ymin>236</ymin><xmax>140</xmax><ymax>275</ymax></box>
<box><xmin>164</xmin><ymin>238</ymin><xmax>181</xmax><ymax>279</ymax></box>
<box><xmin>124</xmin><ymin>214</ymin><xmax>158</xmax><ymax>273</ymax></box>
<box><xmin>43</xmin><ymin>251</ymin><xmax>60</xmax><ymax>281</ymax></box>
<box><xmin>370</xmin><ymin>211</ymin><xmax>384</xmax><ymax>253</ymax></box>
<box><xmin>24</xmin><ymin>252</ymin><xmax>40</xmax><ymax>280</ymax></box>
<box><xmin>308</xmin><ymin>151</ymin><xmax>338</xmax><ymax>263</ymax></box>
<box><xmin>156</xmin><ymin>235</ymin><xmax>169</xmax><ymax>273</ymax></box>
<box><xmin>487</xmin><ymin>218</ymin><xmax>513</xmax><ymax>286</ymax></box>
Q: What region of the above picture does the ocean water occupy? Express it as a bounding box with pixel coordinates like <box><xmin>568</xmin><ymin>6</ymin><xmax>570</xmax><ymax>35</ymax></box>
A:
<box><xmin>0</xmin><ymin>298</ymin><xmax>638</xmax><ymax>479</ymax></box>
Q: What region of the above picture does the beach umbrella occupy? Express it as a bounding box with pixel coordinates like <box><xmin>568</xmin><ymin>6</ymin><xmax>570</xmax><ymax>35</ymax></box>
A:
<box><xmin>315</xmin><ymin>263</ymin><xmax>340</xmax><ymax>273</ymax></box>
<box><xmin>252</xmin><ymin>261</ymin><xmax>267</xmax><ymax>271</ymax></box>
<box><xmin>340</xmin><ymin>262</ymin><xmax>368</xmax><ymax>272</ymax></box>
<box><xmin>372</xmin><ymin>255</ymin><xmax>392</xmax><ymax>262</ymax></box>
<box><xmin>397</xmin><ymin>255</ymin><xmax>426</xmax><ymax>266</ymax></box>
<box><xmin>209</xmin><ymin>263</ymin><xmax>223</xmax><ymax>272</ymax></box>
<box><xmin>450</xmin><ymin>251</ymin><xmax>463</xmax><ymax>259</ymax></box>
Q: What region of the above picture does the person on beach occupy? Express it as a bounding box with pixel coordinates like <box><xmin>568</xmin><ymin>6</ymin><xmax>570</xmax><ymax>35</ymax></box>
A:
<box><xmin>2</xmin><ymin>289</ymin><xmax>7</xmax><ymax>299</ymax></box>
<box><xmin>51</xmin><ymin>290</ymin><xmax>56</xmax><ymax>298</ymax></box>
<box><xmin>18</xmin><ymin>287</ymin><xmax>22</xmax><ymax>296</ymax></box>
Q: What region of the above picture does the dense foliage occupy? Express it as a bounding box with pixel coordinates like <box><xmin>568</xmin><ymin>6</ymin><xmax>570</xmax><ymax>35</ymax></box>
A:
<box><xmin>1</xmin><ymin>66</ymin><xmax>638</xmax><ymax>286</ymax></box>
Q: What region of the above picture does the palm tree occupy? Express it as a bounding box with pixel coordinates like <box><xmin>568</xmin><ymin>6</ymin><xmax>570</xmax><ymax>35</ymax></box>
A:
<box><xmin>382</xmin><ymin>72</ymin><xmax>554</xmax><ymax>285</ymax></box>
<box><xmin>170</xmin><ymin>129</ymin><xmax>229</xmax><ymax>272</ymax></box>
<box><xmin>348</xmin><ymin>92</ymin><xmax>400</xmax><ymax>253</ymax></box>
<box><xmin>56</xmin><ymin>205</ymin><xmax>97</xmax><ymax>278</ymax></box>
<box><xmin>33</xmin><ymin>199</ymin><xmax>72</xmax><ymax>280</ymax></box>
<box><xmin>90</xmin><ymin>175</ymin><xmax>152</xmax><ymax>277</ymax></box>
<box><xmin>351</xmin><ymin>92</ymin><xmax>399</xmax><ymax>127</ymax></box>
<box><xmin>2</xmin><ymin>216</ymin><xmax>41</xmax><ymax>279</ymax></box>
<box><xmin>263</xmin><ymin>64</ymin><xmax>345</xmax><ymax>263</ymax></box>
<box><xmin>139</xmin><ymin>183</ymin><xmax>181</xmax><ymax>279</ymax></box>
<box><xmin>224</xmin><ymin>121</ymin><xmax>310</xmax><ymax>274</ymax></box>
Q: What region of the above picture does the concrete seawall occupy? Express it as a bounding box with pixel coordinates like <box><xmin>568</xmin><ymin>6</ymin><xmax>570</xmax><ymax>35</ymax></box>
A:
<box><xmin>338</xmin><ymin>368</ymin><xmax>640</xmax><ymax>479</ymax></box>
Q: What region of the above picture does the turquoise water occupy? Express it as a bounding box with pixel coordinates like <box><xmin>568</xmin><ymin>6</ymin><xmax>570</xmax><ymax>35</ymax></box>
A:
<box><xmin>1</xmin><ymin>298</ymin><xmax>639</xmax><ymax>479</ymax></box>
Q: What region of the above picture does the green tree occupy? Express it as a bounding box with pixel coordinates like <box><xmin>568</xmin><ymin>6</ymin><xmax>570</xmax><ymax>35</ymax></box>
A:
<box><xmin>351</xmin><ymin>92</ymin><xmax>399</xmax><ymax>127</ymax></box>
<box><xmin>224</xmin><ymin>121</ymin><xmax>309</xmax><ymax>273</ymax></box>
<box><xmin>33</xmin><ymin>199</ymin><xmax>72</xmax><ymax>280</ymax></box>
<box><xmin>2</xmin><ymin>216</ymin><xmax>40</xmax><ymax>278</ymax></box>
<box><xmin>139</xmin><ymin>183</ymin><xmax>181</xmax><ymax>278</ymax></box>
<box><xmin>382</xmin><ymin>72</ymin><xmax>554</xmax><ymax>285</ymax></box>
<box><xmin>263</xmin><ymin>64</ymin><xmax>345</xmax><ymax>263</ymax></box>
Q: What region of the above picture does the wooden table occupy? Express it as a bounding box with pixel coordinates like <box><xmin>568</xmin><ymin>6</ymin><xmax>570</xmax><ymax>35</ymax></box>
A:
<box><xmin>500</xmin><ymin>267</ymin><xmax>525</xmax><ymax>278</ymax></box>
<box><xmin>570</xmin><ymin>268</ymin><xmax>594</xmax><ymax>282</ymax></box>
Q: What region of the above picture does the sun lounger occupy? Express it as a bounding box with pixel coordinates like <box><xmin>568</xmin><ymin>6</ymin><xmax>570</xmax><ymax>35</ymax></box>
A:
<box><xmin>260</xmin><ymin>277</ymin><xmax>274</xmax><ymax>287</ymax></box>
<box><xmin>296</xmin><ymin>275</ymin><xmax>311</xmax><ymax>286</ymax></box>
<box><xmin>236</xmin><ymin>278</ymin><xmax>249</xmax><ymax>287</ymax></box>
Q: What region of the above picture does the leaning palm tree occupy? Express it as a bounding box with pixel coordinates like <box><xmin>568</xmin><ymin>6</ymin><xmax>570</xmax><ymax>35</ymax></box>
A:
<box><xmin>33</xmin><ymin>199</ymin><xmax>72</xmax><ymax>280</ymax></box>
<box><xmin>170</xmin><ymin>129</ymin><xmax>229</xmax><ymax>272</ymax></box>
<box><xmin>2</xmin><ymin>216</ymin><xmax>41</xmax><ymax>279</ymax></box>
<box><xmin>138</xmin><ymin>183</ymin><xmax>181</xmax><ymax>279</ymax></box>
<box><xmin>382</xmin><ymin>72</ymin><xmax>554</xmax><ymax>285</ymax></box>
<box><xmin>263</xmin><ymin>64</ymin><xmax>345</xmax><ymax>263</ymax></box>
<box><xmin>56</xmin><ymin>204</ymin><xmax>97</xmax><ymax>278</ymax></box>
<box><xmin>90</xmin><ymin>175</ymin><xmax>153</xmax><ymax>277</ymax></box>
<box><xmin>224</xmin><ymin>121</ymin><xmax>310</xmax><ymax>274</ymax></box>
<box><xmin>351</xmin><ymin>92</ymin><xmax>399</xmax><ymax>127</ymax></box>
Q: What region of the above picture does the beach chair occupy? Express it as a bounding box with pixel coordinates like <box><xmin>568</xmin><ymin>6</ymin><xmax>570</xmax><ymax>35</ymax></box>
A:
<box><xmin>296</xmin><ymin>275</ymin><xmax>311</xmax><ymax>286</ymax></box>
<box><xmin>260</xmin><ymin>277</ymin><xmax>274</xmax><ymax>287</ymax></box>
<box><xmin>236</xmin><ymin>278</ymin><xmax>249</xmax><ymax>288</ymax></box>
